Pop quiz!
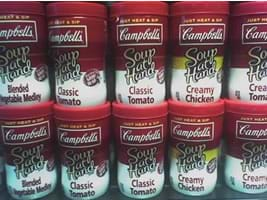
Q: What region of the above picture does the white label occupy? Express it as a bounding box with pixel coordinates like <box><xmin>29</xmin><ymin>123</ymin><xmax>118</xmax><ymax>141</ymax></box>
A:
<box><xmin>0</xmin><ymin>67</ymin><xmax>50</xmax><ymax>106</ymax></box>
<box><xmin>117</xmin><ymin>161</ymin><xmax>164</xmax><ymax>199</ymax></box>
<box><xmin>61</xmin><ymin>161</ymin><xmax>109</xmax><ymax>200</ymax></box>
<box><xmin>169</xmin><ymin>148</ymin><xmax>218</xmax><ymax>196</ymax></box>
<box><xmin>228</xmin><ymin>68</ymin><xmax>267</xmax><ymax>103</ymax></box>
<box><xmin>116</xmin><ymin>70</ymin><xmax>165</xmax><ymax>105</ymax></box>
<box><xmin>171</xmin><ymin>68</ymin><xmax>221</xmax><ymax>103</ymax></box>
<box><xmin>224</xmin><ymin>155</ymin><xmax>267</xmax><ymax>194</ymax></box>
<box><xmin>56</xmin><ymin>70</ymin><xmax>106</xmax><ymax>107</ymax></box>
<box><xmin>6</xmin><ymin>161</ymin><xmax>57</xmax><ymax>199</ymax></box>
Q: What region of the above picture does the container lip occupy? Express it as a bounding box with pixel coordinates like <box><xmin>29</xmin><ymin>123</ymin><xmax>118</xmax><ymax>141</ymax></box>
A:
<box><xmin>231</xmin><ymin>2</ymin><xmax>267</xmax><ymax>16</ymax></box>
<box><xmin>0</xmin><ymin>101</ymin><xmax>54</xmax><ymax>120</ymax></box>
<box><xmin>46</xmin><ymin>2</ymin><xmax>107</xmax><ymax>19</ymax></box>
<box><xmin>110</xmin><ymin>1</ymin><xmax>168</xmax><ymax>17</ymax></box>
<box><xmin>225</xmin><ymin>99</ymin><xmax>267</xmax><ymax>115</ymax></box>
<box><xmin>0</xmin><ymin>2</ymin><xmax>45</xmax><ymax>16</ymax></box>
<box><xmin>170</xmin><ymin>1</ymin><xmax>229</xmax><ymax>16</ymax></box>
<box><xmin>54</xmin><ymin>102</ymin><xmax>111</xmax><ymax>121</ymax></box>
<box><xmin>168</xmin><ymin>99</ymin><xmax>224</xmax><ymax>117</ymax></box>
<box><xmin>112</xmin><ymin>101</ymin><xmax>168</xmax><ymax>119</ymax></box>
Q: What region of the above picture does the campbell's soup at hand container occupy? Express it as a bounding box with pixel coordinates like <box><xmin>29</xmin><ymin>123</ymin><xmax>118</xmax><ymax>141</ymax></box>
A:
<box><xmin>224</xmin><ymin>100</ymin><xmax>267</xmax><ymax>194</ymax></box>
<box><xmin>110</xmin><ymin>2</ymin><xmax>168</xmax><ymax>105</ymax></box>
<box><xmin>168</xmin><ymin>100</ymin><xmax>224</xmax><ymax>196</ymax></box>
<box><xmin>170</xmin><ymin>2</ymin><xmax>229</xmax><ymax>103</ymax></box>
<box><xmin>113</xmin><ymin>102</ymin><xmax>168</xmax><ymax>199</ymax></box>
<box><xmin>47</xmin><ymin>3</ymin><xmax>107</xmax><ymax>107</ymax></box>
<box><xmin>229</xmin><ymin>2</ymin><xmax>267</xmax><ymax>103</ymax></box>
<box><xmin>54</xmin><ymin>103</ymin><xmax>111</xmax><ymax>200</ymax></box>
<box><xmin>0</xmin><ymin>2</ymin><xmax>51</xmax><ymax>106</ymax></box>
<box><xmin>0</xmin><ymin>102</ymin><xmax>57</xmax><ymax>200</ymax></box>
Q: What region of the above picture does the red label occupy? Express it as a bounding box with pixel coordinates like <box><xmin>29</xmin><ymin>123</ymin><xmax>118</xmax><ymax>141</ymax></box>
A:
<box><xmin>230</xmin><ymin>16</ymin><xmax>267</xmax><ymax>68</ymax></box>
<box><xmin>55</xmin><ymin>118</ymin><xmax>110</xmax><ymax>180</ymax></box>
<box><xmin>2</xmin><ymin>121</ymin><xmax>50</xmax><ymax>145</ymax></box>
<box><xmin>242</xmin><ymin>23</ymin><xmax>267</xmax><ymax>44</ymax></box>
<box><xmin>1</xmin><ymin>116</ymin><xmax>55</xmax><ymax>176</ymax></box>
<box><xmin>171</xmin><ymin>120</ymin><xmax>214</xmax><ymax>142</ymax></box>
<box><xmin>225</xmin><ymin>112</ymin><xmax>267</xmax><ymax>160</ymax></box>
<box><xmin>236</xmin><ymin>120</ymin><xmax>267</xmax><ymax>141</ymax></box>
<box><xmin>179</xmin><ymin>23</ymin><xmax>225</xmax><ymax>45</ymax></box>
<box><xmin>48</xmin><ymin>25</ymin><xmax>88</xmax><ymax>48</ymax></box>
<box><xmin>117</xmin><ymin>23</ymin><xmax>163</xmax><ymax>46</ymax></box>
<box><xmin>114</xmin><ymin>118</ymin><xmax>166</xmax><ymax>178</ymax></box>
<box><xmin>120</xmin><ymin>125</ymin><xmax>163</xmax><ymax>146</ymax></box>
<box><xmin>0</xmin><ymin>20</ymin><xmax>37</xmax><ymax>43</ymax></box>
<box><xmin>58</xmin><ymin>127</ymin><xmax>101</xmax><ymax>148</ymax></box>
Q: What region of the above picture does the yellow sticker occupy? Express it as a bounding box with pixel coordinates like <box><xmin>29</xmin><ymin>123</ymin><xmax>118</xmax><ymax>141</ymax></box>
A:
<box><xmin>172</xmin><ymin>56</ymin><xmax>224</xmax><ymax>70</ymax></box>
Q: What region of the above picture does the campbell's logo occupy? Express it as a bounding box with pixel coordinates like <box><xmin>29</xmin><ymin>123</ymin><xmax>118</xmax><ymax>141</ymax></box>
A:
<box><xmin>236</xmin><ymin>120</ymin><xmax>267</xmax><ymax>140</ymax></box>
<box><xmin>58</xmin><ymin>127</ymin><xmax>101</xmax><ymax>148</ymax></box>
<box><xmin>179</xmin><ymin>23</ymin><xmax>225</xmax><ymax>45</ymax></box>
<box><xmin>2</xmin><ymin>121</ymin><xmax>50</xmax><ymax>145</ymax></box>
<box><xmin>171</xmin><ymin>120</ymin><xmax>214</xmax><ymax>142</ymax></box>
<box><xmin>49</xmin><ymin>25</ymin><xmax>88</xmax><ymax>48</ymax></box>
<box><xmin>120</xmin><ymin>125</ymin><xmax>163</xmax><ymax>146</ymax></box>
<box><xmin>117</xmin><ymin>23</ymin><xmax>163</xmax><ymax>46</ymax></box>
<box><xmin>0</xmin><ymin>20</ymin><xmax>37</xmax><ymax>43</ymax></box>
<box><xmin>242</xmin><ymin>23</ymin><xmax>267</xmax><ymax>44</ymax></box>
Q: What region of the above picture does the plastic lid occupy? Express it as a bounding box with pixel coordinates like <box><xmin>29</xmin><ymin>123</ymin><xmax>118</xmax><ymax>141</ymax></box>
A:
<box><xmin>112</xmin><ymin>101</ymin><xmax>168</xmax><ymax>119</ymax></box>
<box><xmin>0</xmin><ymin>101</ymin><xmax>53</xmax><ymax>120</ymax></box>
<box><xmin>54</xmin><ymin>102</ymin><xmax>111</xmax><ymax>121</ymax></box>
<box><xmin>225</xmin><ymin>99</ymin><xmax>267</xmax><ymax>115</ymax></box>
<box><xmin>170</xmin><ymin>1</ymin><xmax>229</xmax><ymax>16</ymax></box>
<box><xmin>0</xmin><ymin>2</ymin><xmax>45</xmax><ymax>15</ymax></box>
<box><xmin>47</xmin><ymin>2</ymin><xmax>107</xmax><ymax>18</ymax></box>
<box><xmin>169</xmin><ymin>99</ymin><xmax>224</xmax><ymax>117</ymax></box>
<box><xmin>231</xmin><ymin>2</ymin><xmax>267</xmax><ymax>16</ymax></box>
<box><xmin>110</xmin><ymin>2</ymin><xmax>168</xmax><ymax>17</ymax></box>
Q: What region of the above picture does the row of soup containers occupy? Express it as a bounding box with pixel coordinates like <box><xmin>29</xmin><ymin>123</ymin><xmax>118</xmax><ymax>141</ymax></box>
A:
<box><xmin>0</xmin><ymin>1</ymin><xmax>267</xmax><ymax>107</ymax></box>
<box><xmin>0</xmin><ymin>99</ymin><xmax>266</xmax><ymax>199</ymax></box>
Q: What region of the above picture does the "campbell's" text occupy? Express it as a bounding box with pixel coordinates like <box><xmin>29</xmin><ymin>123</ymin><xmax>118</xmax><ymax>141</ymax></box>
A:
<box><xmin>121</xmin><ymin>125</ymin><xmax>163</xmax><ymax>145</ymax></box>
<box><xmin>179</xmin><ymin>24</ymin><xmax>225</xmax><ymax>45</ymax></box>
<box><xmin>0</xmin><ymin>21</ymin><xmax>37</xmax><ymax>43</ymax></box>
<box><xmin>118</xmin><ymin>24</ymin><xmax>162</xmax><ymax>46</ymax></box>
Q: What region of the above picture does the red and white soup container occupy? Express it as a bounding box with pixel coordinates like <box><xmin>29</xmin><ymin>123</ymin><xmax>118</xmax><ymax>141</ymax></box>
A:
<box><xmin>47</xmin><ymin>3</ymin><xmax>107</xmax><ymax>107</ymax></box>
<box><xmin>113</xmin><ymin>101</ymin><xmax>167</xmax><ymax>199</ymax></box>
<box><xmin>229</xmin><ymin>2</ymin><xmax>267</xmax><ymax>103</ymax></box>
<box><xmin>0</xmin><ymin>2</ymin><xmax>51</xmax><ymax>106</ymax></box>
<box><xmin>0</xmin><ymin>102</ymin><xmax>57</xmax><ymax>200</ymax></box>
<box><xmin>224</xmin><ymin>100</ymin><xmax>267</xmax><ymax>194</ymax></box>
<box><xmin>170</xmin><ymin>2</ymin><xmax>229</xmax><ymax>103</ymax></box>
<box><xmin>110</xmin><ymin>2</ymin><xmax>168</xmax><ymax>106</ymax></box>
<box><xmin>54</xmin><ymin>102</ymin><xmax>111</xmax><ymax>200</ymax></box>
<box><xmin>168</xmin><ymin>99</ymin><xmax>224</xmax><ymax>196</ymax></box>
